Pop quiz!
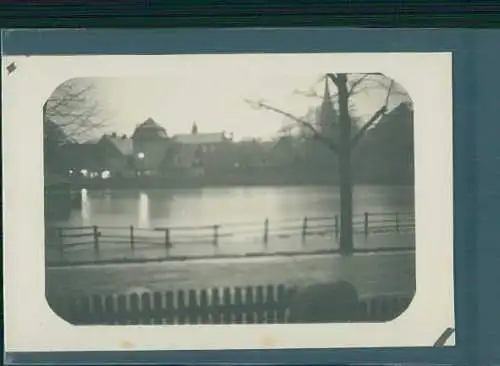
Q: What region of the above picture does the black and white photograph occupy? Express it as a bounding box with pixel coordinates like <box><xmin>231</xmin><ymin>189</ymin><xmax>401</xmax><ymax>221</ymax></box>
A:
<box><xmin>4</xmin><ymin>53</ymin><xmax>454</xmax><ymax>351</ymax></box>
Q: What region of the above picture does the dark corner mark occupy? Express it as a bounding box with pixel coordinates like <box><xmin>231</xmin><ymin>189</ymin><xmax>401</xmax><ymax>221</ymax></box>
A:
<box><xmin>6</xmin><ymin>61</ymin><xmax>16</xmax><ymax>74</ymax></box>
<box><xmin>433</xmin><ymin>327</ymin><xmax>455</xmax><ymax>347</ymax></box>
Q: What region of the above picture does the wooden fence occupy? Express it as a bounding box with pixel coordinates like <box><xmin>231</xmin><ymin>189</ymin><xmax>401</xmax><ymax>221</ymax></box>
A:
<box><xmin>47</xmin><ymin>211</ymin><xmax>415</xmax><ymax>260</ymax></box>
<box><xmin>47</xmin><ymin>284</ymin><xmax>414</xmax><ymax>325</ymax></box>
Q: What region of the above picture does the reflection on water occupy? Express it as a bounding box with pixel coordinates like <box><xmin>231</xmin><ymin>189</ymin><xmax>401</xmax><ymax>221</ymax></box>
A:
<box><xmin>49</xmin><ymin>185</ymin><xmax>416</xmax><ymax>300</ymax></box>
<box><xmin>138</xmin><ymin>192</ymin><xmax>150</xmax><ymax>229</ymax></box>
<box><xmin>65</xmin><ymin>185</ymin><xmax>414</xmax><ymax>228</ymax></box>
<box><xmin>81</xmin><ymin>188</ymin><xmax>90</xmax><ymax>225</ymax></box>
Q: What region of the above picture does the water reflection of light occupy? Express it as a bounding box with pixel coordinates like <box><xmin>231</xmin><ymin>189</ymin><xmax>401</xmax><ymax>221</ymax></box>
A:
<box><xmin>81</xmin><ymin>188</ymin><xmax>91</xmax><ymax>225</ymax></box>
<box><xmin>138</xmin><ymin>192</ymin><xmax>151</xmax><ymax>228</ymax></box>
<box><xmin>104</xmin><ymin>189</ymin><xmax>112</xmax><ymax>209</ymax></box>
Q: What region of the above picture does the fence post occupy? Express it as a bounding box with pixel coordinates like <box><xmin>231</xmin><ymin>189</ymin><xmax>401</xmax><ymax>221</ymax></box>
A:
<box><xmin>130</xmin><ymin>225</ymin><xmax>135</xmax><ymax>251</ymax></box>
<box><xmin>213</xmin><ymin>225</ymin><xmax>219</xmax><ymax>248</ymax></box>
<box><xmin>334</xmin><ymin>215</ymin><xmax>339</xmax><ymax>238</ymax></box>
<box><xmin>364</xmin><ymin>212</ymin><xmax>369</xmax><ymax>236</ymax></box>
<box><xmin>92</xmin><ymin>225</ymin><xmax>100</xmax><ymax>256</ymax></box>
<box><xmin>58</xmin><ymin>228</ymin><xmax>65</xmax><ymax>259</ymax></box>
<box><xmin>263</xmin><ymin>218</ymin><xmax>269</xmax><ymax>248</ymax></box>
<box><xmin>164</xmin><ymin>229</ymin><xmax>171</xmax><ymax>254</ymax></box>
<box><xmin>395</xmin><ymin>213</ymin><xmax>400</xmax><ymax>232</ymax></box>
<box><xmin>301</xmin><ymin>216</ymin><xmax>308</xmax><ymax>244</ymax></box>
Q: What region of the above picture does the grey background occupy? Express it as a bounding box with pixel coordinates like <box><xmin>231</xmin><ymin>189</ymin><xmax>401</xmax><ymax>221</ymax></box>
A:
<box><xmin>3</xmin><ymin>27</ymin><xmax>485</xmax><ymax>365</ymax></box>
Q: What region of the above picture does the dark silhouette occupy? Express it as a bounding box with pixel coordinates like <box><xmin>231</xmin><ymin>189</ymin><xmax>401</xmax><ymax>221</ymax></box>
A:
<box><xmin>288</xmin><ymin>281</ymin><xmax>362</xmax><ymax>323</ymax></box>
<box><xmin>247</xmin><ymin>73</ymin><xmax>409</xmax><ymax>255</ymax></box>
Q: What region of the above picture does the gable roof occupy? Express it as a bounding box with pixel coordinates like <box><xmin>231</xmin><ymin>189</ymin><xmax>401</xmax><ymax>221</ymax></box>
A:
<box><xmin>173</xmin><ymin>132</ymin><xmax>227</xmax><ymax>145</ymax></box>
<box><xmin>101</xmin><ymin>134</ymin><xmax>134</xmax><ymax>156</ymax></box>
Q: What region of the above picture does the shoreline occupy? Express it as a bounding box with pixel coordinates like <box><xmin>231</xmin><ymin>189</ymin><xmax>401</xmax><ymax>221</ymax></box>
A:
<box><xmin>58</xmin><ymin>179</ymin><xmax>415</xmax><ymax>191</ymax></box>
<box><xmin>46</xmin><ymin>245</ymin><xmax>415</xmax><ymax>269</ymax></box>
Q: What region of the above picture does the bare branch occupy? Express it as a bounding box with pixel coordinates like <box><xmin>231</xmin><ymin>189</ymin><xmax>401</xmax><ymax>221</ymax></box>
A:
<box><xmin>347</xmin><ymin>74</ymin><xmax>370</xmax><ymax>97</ymax></box>
<box><xmin>46</xmin><ymin>83</ymin><xmax>95</xmax><ymax>113</ymax></box>
<box><xmin>349</xmin><ymin>75</ymin><xmax>401</xmax><ymax>148</ymax></box>
<box><xmin>384</xmin><ymin>79</ymin><xmax>394</xmax><ymax>106</ymax></box>
<box><xmin>293</xmin><ymin>88</ymin><xmax>339</xmax><ymax>101</ymax></box>
<box><xmin>53</xmin><ymin>102</ymin><xmax>101</xmax><ymax>125</ymax></box>
<box><xmin>296</xmin><ymin>73</ymin><xmax>382</xmax><ymax>101</ymax></box>
<box><xmin>67</xmin><ymin>121</ymin><xmax>107</xmax><ymax>140</ymax></box>
<box><xmin>245</xmin><ymin>99</ymin><xmax>339</xmax><ymax>154</ymax></box>
<box><xmin>291</xmin><ymin>74</ymin><xmax>336</xmax><ymax>100</ymax></box>
<box><xmin>370</xmin><ymin>78</ymin><xmax>409</xmax><ymax>102</ymax></box>
<box><xmin>326</xmin><ymin>73</ymin><xmax>338</xmax><ymax>84</ymax></box>
<box><xmin>350</xmin><ymin>106</ymin><xmax>387</xmax><ymax>148</ymax></box>
<box><xmin>350</xmin><ymin>77</ymin><xmax>395</xmax><ymax>148</ymax></box>
<box><xmin>44</xmin><ymin>79</ymin><xmax>110</xmax><ymax>143</ymax></box>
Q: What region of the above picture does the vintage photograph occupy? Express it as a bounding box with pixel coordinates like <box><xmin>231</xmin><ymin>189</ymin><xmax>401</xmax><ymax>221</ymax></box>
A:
<box><xmin>43</xmin><ymin>70</ymin><xmax>416</xmax><ymax>325</ymax></box>
<box><xmin>3</xmin><ymin>52</ymin><xmax>454</xmax><ymax>351</ymax></box>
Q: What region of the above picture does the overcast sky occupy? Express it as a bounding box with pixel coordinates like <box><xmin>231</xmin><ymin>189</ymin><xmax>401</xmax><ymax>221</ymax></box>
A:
<box><xmin>64</xmin><ymin>73</ymin><xmax>410</xmax><ymax>141</ymax></box>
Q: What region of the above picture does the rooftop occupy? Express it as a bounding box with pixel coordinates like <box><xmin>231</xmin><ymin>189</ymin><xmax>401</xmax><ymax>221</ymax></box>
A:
<box><xmin>132</xmin><ymin>117</ymin><xmax>168</xmax><ymax>139</ymax></box>
<box><xmin>173</xmin><ymin>132</ymin><xmax>228</xmax><ymax>145</ymax></box>
<box><xmin>101</xmin><ymin>134</ymin><xmax>134</xmax><ymax>155</ymax></box>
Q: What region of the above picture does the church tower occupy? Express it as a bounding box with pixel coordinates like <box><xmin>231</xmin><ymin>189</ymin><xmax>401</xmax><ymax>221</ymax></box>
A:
<box><xmin>318</xmin><ymin>77</ymin><xmax>338</xmax><ymax>140</ymax></box>
<box><xmin>191</xmin><ymin>122</ymin><xmax>198</xmax><ymax>135</ymax></box>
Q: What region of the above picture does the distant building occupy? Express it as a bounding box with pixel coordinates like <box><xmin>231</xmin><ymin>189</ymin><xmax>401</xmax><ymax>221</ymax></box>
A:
<box><xmin>230</xmin><ymin>138</ymin><xmax>273</xmax><ymax>169</ymax></box>
<box><xmin>57</xmin><ymin>119</ymin><xmax>235</xmax><ymax>180</ymax></box>
<box><xmin>59</xmin><ymin>142</ymin><xmax>101</xmax><ymax>178</ymax></box>
<box><xmin>95</xmin><ymin>133</ymin><xmax>134</xmax><ymax>178</ymax></box>
<box><xmin>269</xmin><ymin>135</ymin><xmax>307</xmax><ymax>167</ymax></box>
<box><xmin>171</xmin><ymin>122</ymin><xmax>233</xmax><ymax>175</ymax></box>
<box><xmin>131</xmin><ymin>118</ymin><xmax>172</xmax><ymax>176</ymax></box>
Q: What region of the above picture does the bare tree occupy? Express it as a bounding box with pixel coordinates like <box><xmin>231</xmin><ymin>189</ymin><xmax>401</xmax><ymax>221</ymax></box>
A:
<box><xmin>43</xmin><ymin>78</ymin><xmax>112</xmax><ymax>176</ymax></box>
<box><xmin>43</xmin><ymin>78</ymin><xmax>110</xmax><ymax>146</ymax></box>
<box><xmin>247</xmin><ymin>73</ymin><xmax>408</xmax><ymax>254</ymax></box>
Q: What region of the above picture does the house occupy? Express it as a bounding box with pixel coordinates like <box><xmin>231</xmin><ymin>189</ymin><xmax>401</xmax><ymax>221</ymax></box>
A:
<box><xmin>352</xmin><ymin>101</ymin><xmax>414</xmax><ymax>184</ymax></box>
<box><xmin>230</xmin><ymin>138</ymin><xmax>273</xmax><ymax>169</ymax></box>
<box><xmin>59</xmin><ymin>142</ymin><xmax>101</xmax><ymax>178</ymax></box>
<box><xmin>131</xmin><ymin>118</ymin><xmax>172</xmax><ymax>176</ymax></box>
<box><xmin>95</xmin><ymin>133</ymin><xmax>134</xmax><ymax>178</ymax></box>
<box><xmin>171</xmin><ymin>123</ymin><xmax>233</xmax><ymax>175</ymax></box>
<box><xmin>58</xmin><ymin>119</ymin><xmax>236</xmax><ymax>180</ymax></box>
<box><xmin>57</xmin><ymin>133</ymin><xmax>134</xmax><ymax>179</ymax></box>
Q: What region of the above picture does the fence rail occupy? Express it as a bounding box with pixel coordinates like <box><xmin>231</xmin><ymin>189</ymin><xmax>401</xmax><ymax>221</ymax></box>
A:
<box><xmin>47</xmin><ymin>284</ymin><xmax>414</xmax><ymax>325</ymax></box>
<box><xmin>46</xmin><ymin>211</ymin><xmax>414</xmax><ymax>265</ymax></box>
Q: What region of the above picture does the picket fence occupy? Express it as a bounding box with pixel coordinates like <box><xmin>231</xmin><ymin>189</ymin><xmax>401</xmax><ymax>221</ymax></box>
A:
<box><xmin>48</xmin><ymin>284</ymin><xmax>413</xmax><ymax>325</ymax></box>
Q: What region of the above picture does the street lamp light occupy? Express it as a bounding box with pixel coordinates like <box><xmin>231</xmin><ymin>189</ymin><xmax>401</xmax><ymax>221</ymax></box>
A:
<box><xmin>136</xmin><ymin>152</ymin><xmax>145</xmax><ymax>177</ymax></box>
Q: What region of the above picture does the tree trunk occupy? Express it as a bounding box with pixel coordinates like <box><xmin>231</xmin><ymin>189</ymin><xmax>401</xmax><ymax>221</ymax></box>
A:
<box><xmin>336</xmin><ymin>74</ymin><xmax>354</xmax><ymax>254</ymax></box>
<box><xmin>339</xmin><ymin>146</ymin><xmax>353</xmax><ymax>254</ymax></box>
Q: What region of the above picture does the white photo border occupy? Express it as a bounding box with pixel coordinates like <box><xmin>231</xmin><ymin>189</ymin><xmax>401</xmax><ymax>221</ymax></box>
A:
<box><xmin>2</xmin><ymin>52</ymin><xmax>454</xmax><ymax>352</ymax></box>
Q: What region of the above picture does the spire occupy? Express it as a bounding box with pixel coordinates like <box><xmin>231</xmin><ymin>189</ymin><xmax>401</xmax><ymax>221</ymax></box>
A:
<box><xmin>318</xmin><ymin>76</ymin><xmax>337</xmax><ymax>136</ymax></box>
<box><xmin>191</xmin><ymin>122</ymin><xmax>198</xmax><ymax>135</ymax></box>
<box><xmin>322</xmin><ymin>76</ymin><xmax>333</xmax><ymax>107</ymax></box>
<box><xmin>323</xmin><ymin>76</ymin><xmax>331</xmax><ymax>101</ymax></box>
